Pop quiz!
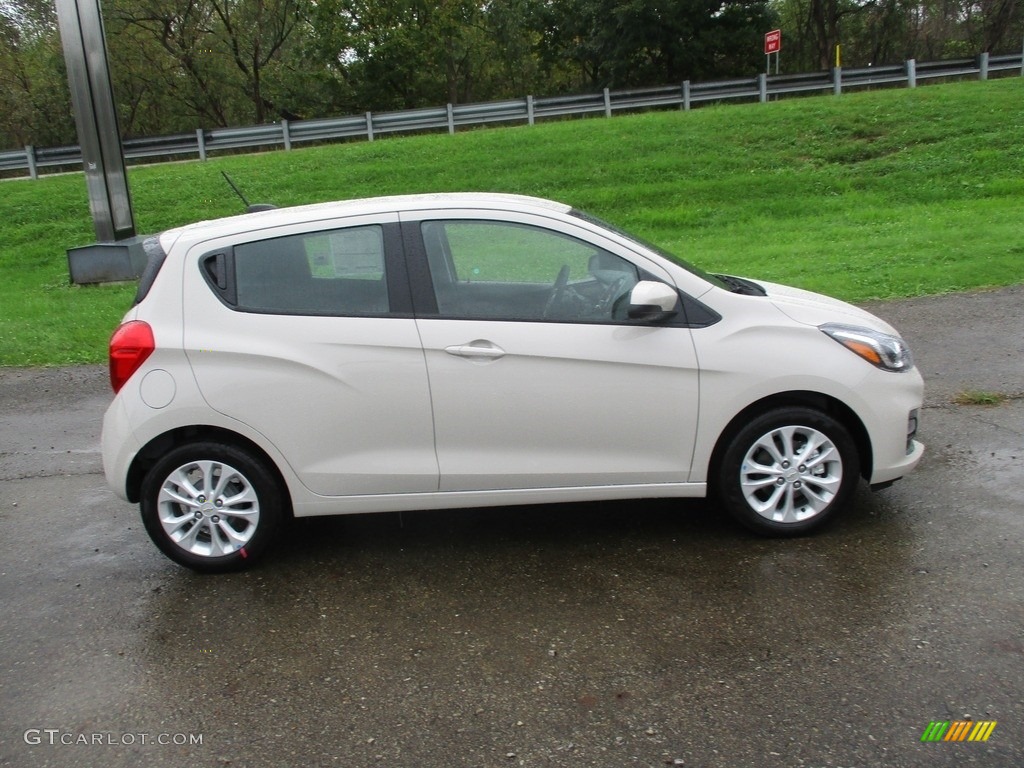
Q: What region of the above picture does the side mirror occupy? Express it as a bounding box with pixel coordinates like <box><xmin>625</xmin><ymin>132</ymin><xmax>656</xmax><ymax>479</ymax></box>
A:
<box><xmin>627</xmin><ymin>281</ymin><xmax>679</xmax><ymax>322</ymax></box>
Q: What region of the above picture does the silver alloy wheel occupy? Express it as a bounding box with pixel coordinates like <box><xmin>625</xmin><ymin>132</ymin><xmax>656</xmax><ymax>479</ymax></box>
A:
<box><xmin>156</xmin><ymin>459</ymin><xmax>261</xmax><ymax>558</ymax></box>
<box><xmin>739</xmin><ymin>425</ymin><xmax>843</xmax><ymax>524</ymax></box>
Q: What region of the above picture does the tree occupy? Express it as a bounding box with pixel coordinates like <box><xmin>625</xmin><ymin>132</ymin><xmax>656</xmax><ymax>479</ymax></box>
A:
<box><xmin>775</xmin><ymin>0</ymin><xmax>1024</xmax><ymax>70</ymax></box>
<box><xmin>0</xmin><ymin>1</ymin><xmax>74</xmax><ymax>147</ymax></box>
<box><xmin>3</xmin><ymin>0</ymin><xmax>1020</xmax><ymax>151</ymax></box>
<box><xmin>540</xmin><ymin>0</ymin><xmax>775</xmax><ymax>89</ymax></box>
<box><xmin>109</xmin><ymin>0</ymin><xmax>235</xmax><ymax>127</ymax></box>
<box><xmin>336</xmin><ymin>0</ymin><xmax>476</xmax><ymax>108</ymax></box>
<box><xmin>970</xmin><ymin>0</ymin><xmax>1021</xmax><ymax>52</ymax></box>
<box><xmin>208</xmin><ymin>0</ymin><xmax>304</xmax><ymax>122</ymax></box>
<box><xmin>109</xmin><ymin>0</ymin><xmax>305</xmax><ymax>126</ymax></box>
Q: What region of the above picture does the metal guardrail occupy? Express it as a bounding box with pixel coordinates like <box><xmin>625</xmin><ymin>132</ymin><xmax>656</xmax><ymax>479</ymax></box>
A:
<box><xmin>3</xmin><ymin>52</ymin><xmax>1021</xmax><ymax>179</ymax></box>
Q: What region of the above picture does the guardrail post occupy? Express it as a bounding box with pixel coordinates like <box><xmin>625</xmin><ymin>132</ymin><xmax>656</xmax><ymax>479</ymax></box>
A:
<box><xmin>196</xmin><ymin>129</ymin><xmax>207</xmax><ymax>161</ymax></box>
<box><xmin>25</xmin><ymin>145</ymin><xmax>38</xmax><ymax>179</ymax></box>
<box><xmin>603</xmin><ymin>88</ymin><xmax>611</xmax><ymax>117</ymax></box>
<box><xmin>447</xmin><ymin>103</ymin><xmax>455</xmax><ymax>134</ymax></box>
<box><xmin>527</xmin><ymin>95</ymin><xmax>535</xmax><ymax>126</ymax></box>
<box><xmin>832</xmin><ymin>67</ymin><xmax>842</xmax><ymax>95</ymax></box>
<box><xmin>978</xmin><ymin>52</ymin><xmax>989</xmax><ymax>80</ymax></box>
<box><xmin>906</xmin><ymin>59</ymin><xmax>917</xmax><ymax>88</ymax></box>
<box><xmin>758</xmin><ymin>73</ymin><xmax>767</xmax><ymax>103</ymax></box>
<box><xmin>366</xmin><ymin>112</ymin><xmax>374</xmax><ymax>141</ymax></box>
<box><xmin>282</xmin><ymin>119</ymin><xmax>292</xmax><ymax>150</ymax></box>
<box><xmin>682</xmin><ymin>80</ymin><xmax>691</xmax><ymax>111</ymax></box>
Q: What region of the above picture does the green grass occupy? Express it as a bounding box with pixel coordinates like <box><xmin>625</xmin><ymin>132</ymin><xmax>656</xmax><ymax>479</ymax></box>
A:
<box><xmin>952</xmin><ymin>390</ymin><xmax>1017</xmax><ymax>406</ymax></box>
<box><xmin>2</xmin><ymin>78</ymin><xmax>1023</xmax><ymax>365</ymax></box>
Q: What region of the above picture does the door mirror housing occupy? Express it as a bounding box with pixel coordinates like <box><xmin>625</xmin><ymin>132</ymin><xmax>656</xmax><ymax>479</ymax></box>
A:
<box><xmin>627</xmin><ymin>281</ymin><xmax>679</xmax><ymax>322</ymax></box>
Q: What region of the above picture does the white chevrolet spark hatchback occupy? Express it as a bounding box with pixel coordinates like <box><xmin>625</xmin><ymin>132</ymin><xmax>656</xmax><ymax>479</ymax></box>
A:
<box><xmin>102</xmin><ymin>193</ymin><xmax>924</xmax><ymax>572</ymax></box>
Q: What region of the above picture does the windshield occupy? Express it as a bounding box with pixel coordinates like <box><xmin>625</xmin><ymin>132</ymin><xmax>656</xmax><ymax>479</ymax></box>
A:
<box><xmin>569</xmin><ymin>208</ymin><xmax>727</xmax><ymax>290</ymax></box>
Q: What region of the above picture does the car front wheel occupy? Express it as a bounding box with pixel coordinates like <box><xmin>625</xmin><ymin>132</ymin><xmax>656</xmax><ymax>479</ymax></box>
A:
<box><xmin>140</xmin><ymin>442</ymin><xmax>285</xmax><ymax>572</ymax></box>
<box><xmin>716</xmin><ymin>407</ymin><xmax>859</xmax><ymax>536</ymax></box>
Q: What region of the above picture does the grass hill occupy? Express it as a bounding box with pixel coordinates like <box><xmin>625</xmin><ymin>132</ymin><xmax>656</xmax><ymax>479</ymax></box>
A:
<box><xmin>1</xmin><ymin>77</ymin><xmax>1022</xmax><ymax>365</ymax></box>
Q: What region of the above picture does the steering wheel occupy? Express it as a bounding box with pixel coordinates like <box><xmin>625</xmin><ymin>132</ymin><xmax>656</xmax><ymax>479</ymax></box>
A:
<box><xmin>542</xmin><ymin>265</ymin><xmax>570</xmax><ymax>318</ymax></box>
<box><xmin>595</xmin><ymin>275</ymin><xmax>629</xmax><ymax>318</ymax></box>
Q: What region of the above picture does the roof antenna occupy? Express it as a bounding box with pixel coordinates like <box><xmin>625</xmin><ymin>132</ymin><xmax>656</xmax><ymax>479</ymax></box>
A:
<box><xmin>221</xmin><ymin>171</ymin><xmax>277</xmax><ymax>213</ymax></box>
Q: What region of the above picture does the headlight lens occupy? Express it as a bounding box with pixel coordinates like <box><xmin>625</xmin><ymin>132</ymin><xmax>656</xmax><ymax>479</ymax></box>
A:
<box><xmin>820</xmin><ymin>323</ymin><xmax>914</xmax><ymax>372</ymax></box>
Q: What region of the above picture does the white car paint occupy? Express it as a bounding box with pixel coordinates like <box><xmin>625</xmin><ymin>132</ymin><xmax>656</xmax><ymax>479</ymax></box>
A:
<box><xmin>101</xmin><ymin>193</ymin><xmax>924</xmax><ymax>568</ymax></box>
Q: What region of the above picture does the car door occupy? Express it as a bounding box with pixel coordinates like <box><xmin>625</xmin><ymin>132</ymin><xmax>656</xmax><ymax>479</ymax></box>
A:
<box><xmin>402</xmin><ymin>210</ymin><xmax>701</xmax><ymax>492</ymax></box>
<box><xmin>183</xmin><ymin>214</ymin><xmax>439</xmax><ymax>497</ymax></box>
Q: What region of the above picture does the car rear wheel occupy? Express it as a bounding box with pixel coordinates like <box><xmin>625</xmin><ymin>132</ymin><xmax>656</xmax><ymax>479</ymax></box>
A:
<box><xmin>716</xmin><ymin>407</ymin><xmax>859</xmax><ymax>536</ymax></box>
<box><xmin>140</xmin><ymin>442</ymin><xmax>284</xmax><ymax>572</ymax></box>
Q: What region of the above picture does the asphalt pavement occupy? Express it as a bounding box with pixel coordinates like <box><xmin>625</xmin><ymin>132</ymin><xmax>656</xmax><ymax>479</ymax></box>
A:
<box><xmin>1</xmin><ymin>285</ymin><xmax>1022</xmax><ymax>768</ymax></box>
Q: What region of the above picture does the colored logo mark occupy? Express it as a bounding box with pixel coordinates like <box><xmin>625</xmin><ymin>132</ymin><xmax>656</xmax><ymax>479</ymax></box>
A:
<box><xmin>921</xmin><ymin>721</ymin><xmax>997</xmax><ymax>742</ymax></box>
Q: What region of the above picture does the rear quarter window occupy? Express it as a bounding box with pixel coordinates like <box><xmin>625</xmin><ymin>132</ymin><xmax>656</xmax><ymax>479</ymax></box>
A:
<box><xmin>228</xmin><ymin>225</ymin><xmax>390</xmax><ymax>316</ymax></box>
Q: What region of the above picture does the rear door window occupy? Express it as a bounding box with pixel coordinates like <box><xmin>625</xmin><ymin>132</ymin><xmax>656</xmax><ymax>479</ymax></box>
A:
<box><xmin>208</xmin><ymin>224</ymin><xmax>391</xmax><ymax>316</ymax></box>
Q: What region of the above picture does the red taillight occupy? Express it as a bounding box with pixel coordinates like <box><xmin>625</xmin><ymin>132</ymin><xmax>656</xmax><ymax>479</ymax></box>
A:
<box><xmin>109</xmin><ymin>321</ymin><xmax>155</xmax><ymax>393</ymax></box>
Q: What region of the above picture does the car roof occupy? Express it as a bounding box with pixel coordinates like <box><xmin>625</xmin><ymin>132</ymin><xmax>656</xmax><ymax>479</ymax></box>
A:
<box><xmin>160</xmin><ymin>192</ymin><xmax>573</xmax><ymax>251</ymax></box>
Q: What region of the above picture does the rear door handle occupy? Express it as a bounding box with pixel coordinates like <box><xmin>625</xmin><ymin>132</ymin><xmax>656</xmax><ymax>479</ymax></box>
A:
<box><xmin>444</xmin><ymin>340</ymin><xmax>506</xmax><ymax>361</ymax></box>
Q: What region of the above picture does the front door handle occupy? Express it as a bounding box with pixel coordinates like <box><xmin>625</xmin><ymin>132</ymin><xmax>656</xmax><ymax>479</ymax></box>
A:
<box><xmin>444</xmin><ymin>340</ymin><xmax>506</xmax><ymax>361</ymax></box>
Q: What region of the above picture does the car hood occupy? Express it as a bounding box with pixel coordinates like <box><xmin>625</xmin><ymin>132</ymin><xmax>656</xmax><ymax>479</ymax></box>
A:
<box><xmin>755</xmin><ymin>279</ymin><xmax>902</xmax><ymax>336</ymax></box>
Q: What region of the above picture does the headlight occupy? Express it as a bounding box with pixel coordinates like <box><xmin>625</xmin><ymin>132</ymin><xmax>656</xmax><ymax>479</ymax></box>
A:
<box><xmin>819</xmin><ymin>323</ymin><xmax>914</xmax><ymax>372</ymax></box>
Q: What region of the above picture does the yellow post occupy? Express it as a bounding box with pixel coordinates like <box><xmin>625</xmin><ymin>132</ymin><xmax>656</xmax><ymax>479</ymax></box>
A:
<box><xmin>835</xmin><ymin>44</ymin><xmax>841</xmax><ymax>68</ymax></box>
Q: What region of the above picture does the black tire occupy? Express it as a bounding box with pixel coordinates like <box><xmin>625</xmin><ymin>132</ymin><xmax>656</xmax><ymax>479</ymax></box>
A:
<box><xmin>140</xmin><ymin>442</ymin><xmax>285</xmax><ymax>573</ymax></box>
<box><xmin>716</xmin><ymin>407</ymin><xmax>859</xmax><ymax>536</ymax></box>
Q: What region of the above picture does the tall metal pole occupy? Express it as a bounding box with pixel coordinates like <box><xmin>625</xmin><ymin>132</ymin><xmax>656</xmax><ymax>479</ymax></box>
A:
<box><xmin>55</xmin><ymin>0</ymin><xmax>136</xmax><ymax>242</ymax></box>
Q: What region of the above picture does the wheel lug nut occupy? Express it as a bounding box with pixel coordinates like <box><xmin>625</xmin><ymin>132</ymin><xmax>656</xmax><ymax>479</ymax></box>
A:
<box><xmin>215</xmin><ymin>499</ymin><xmax>223</xmax><ymax>507</ymax></box>
<box><xmin>781</xmin><ymin>461</ymin><xmax>790</xmax><ymax>469</ymax></box>
<box><xmin>211</xmin><ymin>515</ymin><xmax>220</xmax><ymax>523</ymax></box>
<box><xmin>197</xmin><ymin>495</ymin><xmax>206</xmax><ymax>504</ymax></box>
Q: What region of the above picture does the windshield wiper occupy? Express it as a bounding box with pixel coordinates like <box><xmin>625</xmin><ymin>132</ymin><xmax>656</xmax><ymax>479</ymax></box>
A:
<box><xmin>714</xmin><ymin>274</ymin><xmax>767</xmax><ymax>296</ymax></box>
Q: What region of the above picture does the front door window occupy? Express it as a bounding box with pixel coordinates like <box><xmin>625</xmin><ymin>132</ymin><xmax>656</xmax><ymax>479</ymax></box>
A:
<box><xmin>421</xmin><ymin>220</ymin><xmax>641</xmax><ymax>322</ymax></box>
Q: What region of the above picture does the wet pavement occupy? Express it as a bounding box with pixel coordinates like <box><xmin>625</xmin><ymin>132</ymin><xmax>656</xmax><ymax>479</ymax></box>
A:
<box><xmin>1</xmin><ymin>286</ymin><xmax>1022</xmax><ymax>768</ymax></box>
